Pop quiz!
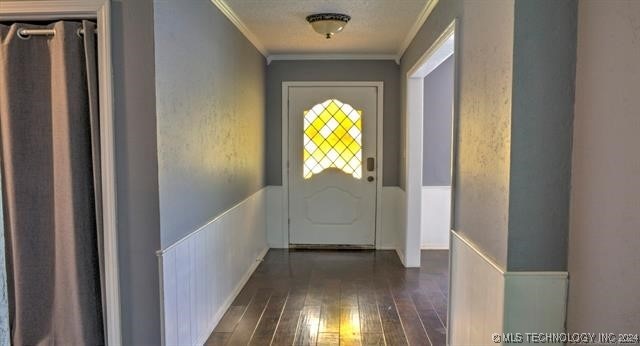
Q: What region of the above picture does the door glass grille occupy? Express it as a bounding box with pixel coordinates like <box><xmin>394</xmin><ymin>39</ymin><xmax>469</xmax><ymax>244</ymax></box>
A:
<box><xmin>303</xmin><ymin>99</ymin><xmax>362</xmax><ymax>179</ymax></box>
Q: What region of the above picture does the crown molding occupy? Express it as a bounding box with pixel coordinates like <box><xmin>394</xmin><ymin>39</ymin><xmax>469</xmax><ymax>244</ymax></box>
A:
<box><xmin>396</xmin><ymin>0</ymin><xmax>439</xmax><ymax>61</ymax></box>
<box><xmin>211</xmin><ymin>0</ymin><xmax>438</xmax><ymax>64</ymax></box>
<box><xmin>209</xmin><ymin>0</ymin><xmax>268</xmax><ymax>57</ymax></box>
<box><xmin>267</xmin><ymin>54</ymin><xmax>399</xmax><ymax>65</ymax></box>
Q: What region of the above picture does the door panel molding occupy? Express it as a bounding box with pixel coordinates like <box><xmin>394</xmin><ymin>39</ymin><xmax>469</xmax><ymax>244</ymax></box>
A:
<box><xmin>281</xmin><ymin>81</ymin><xmax>384</xmax><ymax>248</ymax></box>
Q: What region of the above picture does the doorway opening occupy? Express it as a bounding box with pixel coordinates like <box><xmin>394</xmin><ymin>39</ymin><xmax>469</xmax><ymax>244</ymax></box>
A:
<box><xmin>0</xmin><ymin>2</ymin><xmax>121</xmax><ymax>344</ymax></box>
<box><xmin>405</xmin><ymin>18</ymin><xmax>457</xmax><ymax>337</ymax></box>
<box><xmin>405</xmin><ymin>20</ymin><xmax>457</xmax><ymax>267</ymax></box>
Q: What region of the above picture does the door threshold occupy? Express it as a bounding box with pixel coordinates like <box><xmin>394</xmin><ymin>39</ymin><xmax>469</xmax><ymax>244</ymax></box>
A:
<box><xmin>289</xmin><ymin>244</ymin><xmax>375</xmax><ymax>251</ymax></box>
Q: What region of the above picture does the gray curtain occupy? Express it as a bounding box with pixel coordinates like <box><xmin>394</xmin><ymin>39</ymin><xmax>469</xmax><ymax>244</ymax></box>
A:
<box><xmin>0</xmin><ymin>20</ymin><xmax>105</xmax><ymax>345</ymax></box>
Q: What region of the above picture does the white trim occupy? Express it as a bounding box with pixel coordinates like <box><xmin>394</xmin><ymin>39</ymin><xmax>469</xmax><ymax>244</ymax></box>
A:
<box><xmin>282</xmin><ymin>81</ymin><xmax>384</xmax><ymax>248</ymax></box>
<box><xmin>406</xmin><ymin>21</ymin><xmax>456</xmax><ymax>77</ymax></box>
<box><xmin>208</xmin><ymin>0</ymin><xmax>268</xmax><ymax>57</ymax></box>
<box><xmin>421</xmin><ymin>243</ymin><xmax>449</xmax><ymax>250</ymax></box>
<box><xmin>0</xmin><ymin>1</ymin><xmax>121</xmax><ymax>345</ymax></box>
<box><xmin>421</xmin><ymin>185</ymin><xmax>452</xmax><ymax>190</ymax></box>
<box><xmin>395</xmin><ymin>248</ymin><xmax>407</xmax><ymax>267</ymax></box>
<box><xmin>451</xmin><ymin>230</ymin><xmax>505</xmax><ymax>274</ymax></box>
<box><xmin>206</xmin><ymin>0</ymin><xmax>438</xmax><ymax>62</ymax></box>
<box><xmin>404</xmin><ymin>20</ymin><xmax>457</xmax><ymax>268</ymax></box>
<box><xmin>180</xmin><ymin>0</ymin><xmax>434</xmax><ymax>62</ymax></box>
<box><xmin>397</xmin><ymin>0</ymin><xmax>440</xmax><ymax>60</ymax></box>
<box><xmin>198</xmin><ymin>247</ymin><xmax>268</xmax><ymax>345</ymax></box>
<box><xmin>157</xmin><ymin>188</ymin><xmax>268</xmax><ymax>346</ymax></box>
<box><xmin>157</xmin><ymin>252</ymin><xmax>167</xmax><ymax>346</ymax></box>
<box><xmin>0</xmin><ymin>0</ymin><xmax>105</xmax><ymax>19</ymax></box>
<box><xmin>503</xmin><ymin>271</ymin><xmax>569</xmax><ymax>278</ymax></box>
<box><xmin>449</xmin><ymin>230</ymin><xmax>569</xmax><ymax>343</ymax></box>
<box><xmin>156</xmin><ymin>188</ymin><xmax>266</xmax><ymax>255</ymax></box>
<box><xmin>281</xmin><ymin>87</ymin><xmax>290</xmax><ymax>248</ymax></box>
<box><xmin>267</xmin><ymin>54</ymin><xmax>399</xmax><ymax>65</ymax></box>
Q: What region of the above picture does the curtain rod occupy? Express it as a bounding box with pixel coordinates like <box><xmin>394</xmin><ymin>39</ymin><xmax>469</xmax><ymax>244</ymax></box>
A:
<box><xmin>17</xmin><ymin>28</ymin><xmax>95</xmax><ymax>39</ymax></box>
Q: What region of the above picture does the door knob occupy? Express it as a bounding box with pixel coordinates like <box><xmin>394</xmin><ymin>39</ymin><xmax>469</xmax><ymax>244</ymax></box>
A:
<box><xmin>367</xmin><ymin>176</ymin><xmax>374</xmax><ymax>182</ymax></box>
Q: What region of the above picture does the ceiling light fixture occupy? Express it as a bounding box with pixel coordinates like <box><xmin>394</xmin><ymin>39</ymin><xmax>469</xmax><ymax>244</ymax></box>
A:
<box><xmin>306</xmin><ymin>13</ymin><xmax>351</xmax><ymax>39</ymax></box>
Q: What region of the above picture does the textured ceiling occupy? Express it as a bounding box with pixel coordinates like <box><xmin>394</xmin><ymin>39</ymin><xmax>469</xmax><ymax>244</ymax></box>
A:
<box><xmin>222</xmin><ymin>0</ymin><xmax>430</xmax><ymax>55</ymax></box>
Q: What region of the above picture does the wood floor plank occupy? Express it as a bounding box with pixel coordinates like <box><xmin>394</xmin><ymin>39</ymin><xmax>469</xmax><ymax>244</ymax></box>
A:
<box><xmin>415</xmin><ymin>306</ymin><xmax>447</xmax><ymax>346</ymax></box>
<box><xmin>213</xmin><ymin>305</ymin><xmax>247</xmax><ymax>333</ymax></box>
<box><xmin>270</xmin><ymin>308</ymin><xmax>302</xmax><ymax>345</ymax></box>
<box><xmin>319</xmin><ymin>279</ymin><xmax>341</xmax><ymax>334</ymax></box>
<box><xmin>362</xmin><ymin>333</ymin><xmax>386</xmax><ymax>345</ymax></box>
<box><xmin>375</xmin><ymin>279</ymin><xmax>408</xmax><ymax>346</ymax></box>
<box><xmin>340</xmin><ymin>281</ymin><xmax>359</xmax><ymax>307</ymax></box>
<box><xmin>293</xmin><ymin>305</ymin><xmax>321</xmax><ymax>345</ymax></box>
<box><xmin>226</xmin><ymin>292</ymin><xmax>271</xmax><ymax>346</ymax></box>
<box><xmin>319</xmin><ymin>301</ymin><xmax>340</xmax><ymax>334</ymax></box>
<box><xmin>205</xmin><ymin>250</ymin><xmax>448</xmax><ymax>346</ymax></box>
<box><xmin>359</xmin><ymin>302</ymin><xmax>383</xmax><ymax>334</ymax></box>
<box><xmin>317</xmin><ymin>332</ymin><xmax>340</xmax><ymax>346</ymax></box>
<box><xmin>304</xmin><ymin>279</ymin><xmax>325</xmax><ymax>307</ymax></box>
<box><xmin>283</xmin><ymin>286</ymin><xmax>309</xmax><ymax>311</ymax></box>
<box><xmin>393</xmin><ymin>291</ymin><xmax>430</xmax><ymax>346</ymax></box>
<box><xmin>249</xmin><ymin>293</ymin><xmax>287</xmax><ymax>345</ymax></box>
<box><xmin>339</xmin><ymin>305</ymin><xmax>362</xmax><ymax>346</ymax></box>
<box><xmin>204</xmin><ymin>332</ymin><xmax>231</xmax><ymax>346</ymax></box>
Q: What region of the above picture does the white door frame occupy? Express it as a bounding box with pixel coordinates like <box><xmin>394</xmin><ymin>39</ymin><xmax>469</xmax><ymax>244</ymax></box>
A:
<box><xmin>405</xmin><ymin>18</ymin><xmax>458</xmax><ymax>341</ymax></box>
<box><xmin>282</xmin><ymin>81</ymin><xmax>384</xmax><ymax>248</ymax></box>
<box><xmin>0</xmin><ymin>1</ymin><xmax>121</xmax><ymax>344</ymax></box>
<box><xmin>404</xmin><ymin>19</ymin><xmax>458</xmax><ymax>268</ymax></box>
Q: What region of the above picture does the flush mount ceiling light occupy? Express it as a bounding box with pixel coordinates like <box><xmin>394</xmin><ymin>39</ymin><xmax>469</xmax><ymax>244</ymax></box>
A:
<box><xmin>306</xmin><ymin>13</ymin><xmax>351</xmax><ymax>39</ymax></box>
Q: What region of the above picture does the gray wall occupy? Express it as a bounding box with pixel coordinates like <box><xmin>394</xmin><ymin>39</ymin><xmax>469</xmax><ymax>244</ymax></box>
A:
<box><xmin>422</xmin><ymin>55</ymin><xmax>454</xmax><ymax>186</ymax></box>
<box><xmin>266</xmin><ymin>60</ymin><xmax>400</xmax><ymax>186</ymax></box>
<box><xmin>154</xmin><ymin>0</ymin><xmax>267</xmax><ymax>247</ymax></box>
<box><xmin>507</xmin><ymin>0</ymin><xmax>577</xmax><ymax>271</ymax></box>
<box><xmin>402</xmin><ymin>0</ymin><xmax>512</xmax><ymax>267</ymax></box>
<box><xmin>453</xmin><ymin>0</ymin><xmax>515</xmax><ymax>269</ymax></box>
<box><xmin>112</xmin><ymin>0</ymin><xmax>163</xmax><ymax>344</ymax></box>
<box><xmin>567</xmin><ymin>0</ymin><xmax>640</xmax><ymax>332</ymax></box>
<box><xmin>402</xmin><ymin>0</ymin><xmax>576</xmax><ymax>270</ymax></box>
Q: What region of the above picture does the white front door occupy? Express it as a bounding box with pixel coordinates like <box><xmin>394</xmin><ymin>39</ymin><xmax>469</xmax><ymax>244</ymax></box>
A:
<box><xmin>288</xmin><ymin>86</ymin><xmax>378</xmax><ymax>246</ymax></box>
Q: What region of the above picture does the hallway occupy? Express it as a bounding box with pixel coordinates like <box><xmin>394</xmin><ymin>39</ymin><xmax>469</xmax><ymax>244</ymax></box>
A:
<box><xmin>205</xmin><ymin>250</ymin><xmax>448</xmax><ymax>346</ymax></box>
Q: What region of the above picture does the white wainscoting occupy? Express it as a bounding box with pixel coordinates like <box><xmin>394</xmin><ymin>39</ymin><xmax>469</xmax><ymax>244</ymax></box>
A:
<box><xmin>265</xmin><ymin>185</ymin><xmax>403</xmax><ymax>251</ymax></box>
<box><xmin>449</xmin><ymin>231</ymin><xmax>568</xmax><ymax>345</ymax></box>
<box><xmin>158</xmin><ymin>188</ymin><xmax>269</xmax><ymax>346</ymax></box>
<box><xmin>379</xmin><ymin>186</ymin><xmax>403</xmax><ymax>250</ymax></box>
<box><xmin>421</xmin><ymin>186</ymin><xmax>451</xmax><ymax>249</ymax></box>
<box><xmin>266</xmin><ymin>185</ymin><xmax>285</xmax><ymax>248</ymax></box>
<box><xmin>449</xmin><ymin>230</ymin><xmax>505</xmax><ymax>345</ymax></box>
<box><xmin>503</xmin><ymin>272</ymin><xmax>568</xmax><ymax>339</ymax></box>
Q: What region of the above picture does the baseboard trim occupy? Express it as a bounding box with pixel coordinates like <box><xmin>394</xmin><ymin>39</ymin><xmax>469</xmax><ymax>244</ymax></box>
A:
<box><xmin>421</xmin><ymin>243</ymin><xmax>449</xmax><ymax>250</ymax></box>
<box><xmin>395</xmin><ymin>248</ymin><xmax>406</xmax><ymax>266</ymax></box>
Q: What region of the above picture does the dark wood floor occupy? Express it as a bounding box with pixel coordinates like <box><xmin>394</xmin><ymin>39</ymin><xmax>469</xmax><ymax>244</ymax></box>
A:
<box><xmin>206</xmin><ymin>249</ymin><xmax>449</xmax><ymax>346</ymax></box>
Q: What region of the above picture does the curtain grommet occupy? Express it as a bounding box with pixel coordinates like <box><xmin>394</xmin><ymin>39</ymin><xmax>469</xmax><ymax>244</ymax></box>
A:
<box><xmin>16</xmin><ymin>29</ymin><xmax>31</xmax><ymax>40</ymax></box>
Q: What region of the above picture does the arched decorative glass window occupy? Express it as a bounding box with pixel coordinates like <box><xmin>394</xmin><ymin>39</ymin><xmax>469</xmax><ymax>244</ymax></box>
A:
<box><xmin>303</xmin><ymin>99</ymin><xmax>362</xmax><ymax>179</ymax></box>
